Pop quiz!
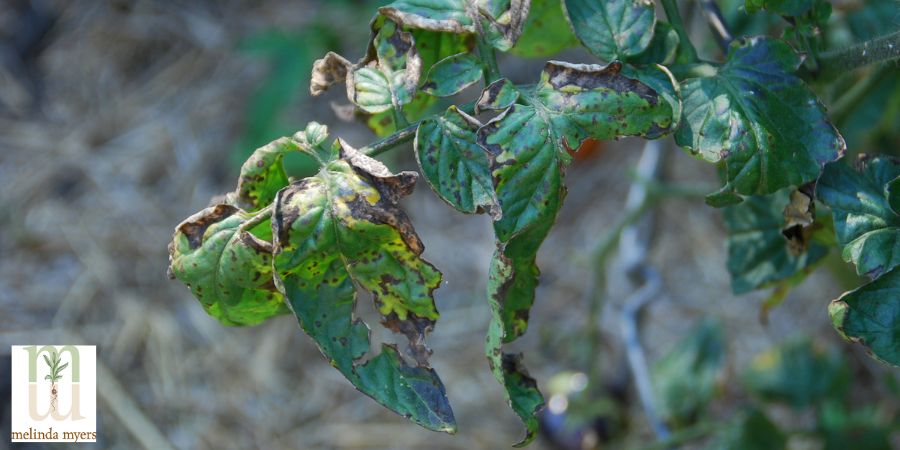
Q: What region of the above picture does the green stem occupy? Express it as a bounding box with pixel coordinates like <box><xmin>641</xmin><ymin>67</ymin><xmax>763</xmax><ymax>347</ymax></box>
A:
<box><xmin>476</xmin><ymin>37</ymin><xmax>501</xmax><ymax>84</ymax></box>
<box><xmin>361</xmin><ymin>122</ymin><xmax>418</xmax><ymax>157</ymax></box>
<box><xmin>392</xmin><ymin>104</ymin><xmax>410</xmax><ymax>129</ymax></box>
<box><xmin>817</xmin><ymin>30</ymin><xmax>900</xmax><ymax>80</ymax></box>
<box><xmin>668</xmin><ymin>62</ymin><xmax>718</xmax><ymax>80</ymax></box>
<box><xmin>239</xmin><ymin>204</ymin><xmax>274</xmax><ymax>232</ymax></box>
<box><xmin>830</xmin><ymin>68</ymin><xmax>890</xmax><ymax>126</ymax></box>
<box><xmin>661</xmin><ymin>0</ymin><xmax>699</xmax><ymax>63</ymax></box>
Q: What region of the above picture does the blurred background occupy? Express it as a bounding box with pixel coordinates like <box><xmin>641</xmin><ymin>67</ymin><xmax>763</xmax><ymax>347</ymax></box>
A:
<box><xmin>1</xmin><ymin>0</ymin><xmax>898</xmax><ymax>449</ymax></box>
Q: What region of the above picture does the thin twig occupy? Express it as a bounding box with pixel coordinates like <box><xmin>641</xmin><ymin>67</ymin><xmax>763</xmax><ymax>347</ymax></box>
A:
<box><xmin>239</xmin><ymin>204</ymin><xmax>273</xmax><ymax>233</ymax></box>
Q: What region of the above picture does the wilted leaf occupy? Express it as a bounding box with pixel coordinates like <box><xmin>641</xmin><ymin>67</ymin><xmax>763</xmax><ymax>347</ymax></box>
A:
<box><xmin>168</xmin><ymin>204</ymin><xmax>289</xmax><ymax>326</ymax></box>
<box><xmin>415</xmin><ymin>106</ymin><xmax>499</xmax><ymax>216</ymax></box>
<box><xmin>724</xmin><ymin>189</ymin><xmax>827</xmax><ymax>295</ymax></box>
<box><xmin>817</xmin><ymin>156</ymin><xmax>900</xmax><ymax>278</ymax></box>
<box><xmin>675</xmin><ymin>37</ymin><xmax>845</xmax><ymax>202</ymax></box>
<box><xmin>509</xmin><ymin>0</ymin><xmax>579</xmax><ymax>58</ymax></box>
<box><xmin>652</xmin><ymin>320</ymin><xmax>725</xmax><ymax>426</ymax></box>
<box><xmin>421</xmin><ymin>52</ymin><xmax>483</xmax><ymax>97</ymax></box>
<box><xmin>829</xmin><ymin>265</ymin><xmax>900</xmax><ymax>366</ymax></box>
<box><xmin>478</xmin><ymin>0</ymin><xmax>532</xmax><ymax>51</ymax></box>
<box><xmin>562</xmin><ymin>0</ymin><xmax>656</xmax><ymax>61</ymax></box>
<box><xmin>311</xmin><ymin>20</ymin><xmax>422</xmax><ymax>115</ymax></box>
<box><xmin>272</xmin><ymin>139</ymin><xmax>455</xmax><ymax>432</ymax></box>
<box><xmin>743</xmin><ymin>339</ymin><xmax>849</xmax><ymax>407</ymax></box>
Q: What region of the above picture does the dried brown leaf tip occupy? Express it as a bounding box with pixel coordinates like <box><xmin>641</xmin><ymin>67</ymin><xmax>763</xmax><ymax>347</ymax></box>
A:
<box><xmin>782</xmin><ymin>185</ymin><xmax>815</xmax><ymax>255</ymax></box>
<box><xmin>310</xmin><ymin>52</ymin><xmax>353</xmax><ymax>96</ymax></box>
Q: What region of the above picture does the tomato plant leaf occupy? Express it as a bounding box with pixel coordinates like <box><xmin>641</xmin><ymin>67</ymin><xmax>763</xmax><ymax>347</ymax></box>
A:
<box><xmin>168</xmin><ymin>204</ymin><xmax>289</xmax><ymax>326</ymax></box>
<box><xmin>421</xmin><ymin>52</ymin><xmax>483</xmax><ymax>97</ymax></box>
<box><xmin>415</xmin><ymin>106</ymin><xmax>499</xmax><ymax>216</ymax></box>
<box><xmin>562</xmin><ymin>0</ymin><xmax>656</xmax><ymax>61</ymax></box>
<box><xmin>272</xmin><ymin>140</ymin><xmax>455</xmax><ymax>431</ymax></box>
<box><xmin>724</xmin><ymin>189</ymin><xmax>828</xmax><ymax>294</ymax></box>
<box><xmin>817</xmin><ymin>156</ymin><xmax>900</xmax><ymax>279</ymax></box>
<box><xmin>478</xmin><ymin>0</ymin><xmax>531</xmax><ymax>51</ymax></box>
<box><xmin>476</xmin><ymin>78</ymin><xmax>519</xmax><ymax>113</ymax></box>
<box><xmin>509</xmin><ymin>0</ymin><xmax>579</xmax><ymax>58</ymax></box>
<box><xmin>675</xmin><ymin>37</ymin><xmax>845</xmax><ymax>202</ymax></box>
<box><xmin>652</xmin><ymin>319</ymin><xmax>725</xmax><ymax>426</ymax></box>
<box><xmin>829</xmin><ymin>265</ymin><xmax>900</xmax><ymax>366</ymax></box>
<box><xmin>628</xmin><ymin>22</ymin><xmax>679</xmax><ymax>65</ymax></box>
<box><xmin>743</xmin><ymin>339</ymin><xmax>849</xmax><ymax>408</ymax></box>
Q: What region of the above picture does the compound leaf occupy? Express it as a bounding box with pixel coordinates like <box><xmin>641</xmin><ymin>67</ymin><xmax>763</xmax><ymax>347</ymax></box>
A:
<box><xmin>476</xmin><ymin>60</ymin><xmax>674</xmax><ymax>443</ymax></box>
<box><xmin>675</xmin><ymin>37</ymin><xmax>845</xmax><ymax>202</ymax></box>
<box><xmin>829</xmin><ymin>265</ymin><xmax>900</xmax><ymax>366</ymax></box>
<box><xmin>817</xmin><ymin>156</ymin><xmax>900</xmax><ymax>278</ymax></box>
<box><xmin>168</xmin><ymin>204</ymin><xmax>288</xmax><ymax>326</ymax></box>
<box><xmin>421</xmin><ymin>52</ymin><xmax>483</xmax><ymax>97</ymax></box>
<box><xmin>563</xmin><ymin>0</ymin><xmax>656</xmax><ymax>61</ymax></box>
<box><xmin>272</xmin><ymin>140</ymin><xmax>455</xmax><ymax>432</ymax></box>
<box><xmin>724</xmin><ymin>189</ymin><xmax>828</xmax><ymax>294</ymax></box>
<box><xmin>415</xmin><ymin>106</ymin><xmax>499</xmax><ymax>216</ymax></box>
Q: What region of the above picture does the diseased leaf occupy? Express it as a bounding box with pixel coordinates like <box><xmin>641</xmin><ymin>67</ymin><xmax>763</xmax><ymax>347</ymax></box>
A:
<box><xmin>231</xmin><ymin>122</ymin><xmax>330</xmax><ymax>211</ymax></box>
<box><xmin>743</xmin><ymin>339</ymin><xmax>849</xmax><ymax>408</ymax></box>
<box><xmin>509</xmin><ymin>0</ymin><xmax>579</xmax><ymax>57</ymax></box>
<box><xmin>817</xmin><ymin>156</ymin><xmax>900</xmax><ymax>278</ymax></box>
<box><xmin>476</xmin><ymin>61</ymin><xmax>673</xmax><ymax>443</ymax></box>
<box><xmin>652</xmin><ymin>320</ymin><xmax>725</xmax><ymax>426</ymax></box>
<box><xmin>310</xmin><ymin>20</ymin><xmax>422</xmax><ymax>115</ymax></box>
<box><xmin>379</xmin><ymin>0</ymin><xmax>531</xmax><ymax>50</ymax></box>
<box><xmin>724</xmin><ymin>189</ymin><xmax>828</xmax><ymax>295</ymax></box>
<box><xmin>562</xmin><ymin>0</ymin><xmax>656</xmax><ymax>61</ymax></box>
<box><xmin>675</xmin><ymin>37</ymin><xmax>845</xmax><ymax>202</ymax></box>
<box><xmin>415</xmin><ymin>106</ymin><xmax>499</xmax><ymax>216</ymax></box>
<box><xmin>421</xmin><ymin>52</ymin><xmax>483</xmax><ymax>97</ymax></box>
<box><xmin>476</xmin><ymin>78</ymin><xmax>519</xmax><ymax>113</ymax></box>
<box><xmin>168</xmin><ymin>204</ymin><xmax>289</xmax><ymax>326</ymax></box>
<box><xmin>482</xmin><ymin>61</ymin><xmax>674</xmax><ymax>241</ymax></box>
<box><xmin>829</xmin><ymin>265</ymin><xmax>900</xmax><ymax>366</ymax></box>
<box><xmin>272</xmin><ymin>140</ymin><xmax>455</xmax><ymax>432</ymax></box>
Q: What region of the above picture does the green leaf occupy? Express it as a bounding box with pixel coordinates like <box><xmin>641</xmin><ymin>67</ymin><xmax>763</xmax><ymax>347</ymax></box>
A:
<box><xmin>817</xmin><ymin>156</ymin><xmax>900</xmax><ymax>278</ymax></box>
<box><xmin>562</xmin><ymin>0</ymin><xmax>656</xmax><ymax>61</ymax></box>
<box><xmin>421</xmin><ymin>53</ymin><xmax>483</xmax><ymax>97</ymax></box>
<box><xmin>743</xmin><ymin>339</ymin><xmax>849</xmax><ymax>407</ymax></box>
<box><xmin>232</xmin><ymin>123</ymin><xmax>329</xmax><ymax>211</ymax></box>
<box><xmin>675</xmin><ymin>37</ymin><xmax>845</xmax><ymax>200</ymax></box>
<box><xmin>887</xmin><ymin>176</ymin><xmax>900</xmax><ymax>215</ymax></box>
<box><xmin>628</xmin><ymin>22</ymin><xmax>679</xmax><ymax>65</ymax></box>
<box><xmin>477</xmin><ymin>0</ymin><xmax>531</xmax><ymax>51</ymax></box>
<box><xmin>43</xmin><ymin>354</ymin><xmax>51</xmax><ymax>368</ymax></box>
<box><xmin>745</xmin><ymin>0</ymin><xmax>816</xmax><ymax>17</ymax></box>
<box><xmin>272</xmin><ymin>141</ymin><xmax>455</xmax><ymax>432</ymax></box>
<box><xmin>57</xmin><ymin>362</ymin><xmax>68</xmax><ymax>373</ymax></box>
<box><xmin>510</xmin><ymin>0</ymin><xmax>579</xmax><ymax>57</ymax></box>
<box><xmin>415</xmin><ymin>106</ymin><xmax>499</xmax><ymax>216</ymax></box>
<box><xmin>724</xmin><ymin>189</ymin><xmax>828</xmax><ymax>294</ymax></box>
<box><xmin>168</xmin><ymin>204</ymin><xmax>289</xmax><ymax>326</ymax></box>
<box><xmin>652</xmin><ymin>320</ymin><xmax>725</xmax><ymax>426</ymax></box>
<box><xmin>829</xmin><ymin>265</ymin><xmax>900</xmax><ymax>366</ymax></box>
<box><xmin>476</xmin><ymin>61</ymin><xmax>674</xmax><ymax>443</ymax></box>
<box><xmin>715</xmin><ymin>409</ymin><xmax>787</xmax><ymax>450</ymax></box>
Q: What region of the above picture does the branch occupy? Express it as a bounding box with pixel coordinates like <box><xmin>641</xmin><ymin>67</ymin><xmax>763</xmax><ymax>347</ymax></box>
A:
<box><xmin>817</xmin><ymin>30</ymin><xmax>900</xmax><ymax>80</ymax></box>
<box><xmin>361</xmin><ymin>122</ymin><xmax>418</xmax><ymax>157</ymax></box>
<box><xmin>661</xmin><ymin>0</ymin><xmax>699</xmax><ymax>63</ymax></box>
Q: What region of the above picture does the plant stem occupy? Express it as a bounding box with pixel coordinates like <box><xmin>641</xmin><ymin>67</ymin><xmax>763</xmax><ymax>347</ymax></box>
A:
<box><xmin>697</xmin><ymin>0</ymin><xmax>732</xmax><ymax>52</ymax></box>
<box><xmin>361</xmin><ymin>122</ymin><xmax>419</xmax><ymax>157</ymax></box>
<box><xmin>668</xmin><ymin>62</ymin><xmax>718</xmax><ymax>80</ymax></box>
<box><xmin>830</xmin><ymin>67</ymin><xmax>889</xmax><ymax>126</ymax></box>
<box><xmin>661</xmin><ymin>0</ymin><xmax>699</xmax><ymax>63</ymax></box>
<box><xmin>240</xmin><ymin>204</ymin><xmax>274</xmax><ymax>232</ymax></box>
<box><xmin>476</xmin><ymin>37</ymin><xmax>501</xmax><ymax>84</ymax></box>
<box><xmin>392</xmin><ymin>104</ymin><xmax>410</xmax><ymax>129</ymax></box>
<box><xmin>817</xmin><ymin>30</ymin><xmax>900</xmax><ymax>80</ymax></box>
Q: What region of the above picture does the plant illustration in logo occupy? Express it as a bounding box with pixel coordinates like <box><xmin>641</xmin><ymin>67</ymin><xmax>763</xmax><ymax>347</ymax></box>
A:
<box><xmin>43</xmin><ymin>351</ymin><xmax>68</xmax><ymax>412</ymax></box>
